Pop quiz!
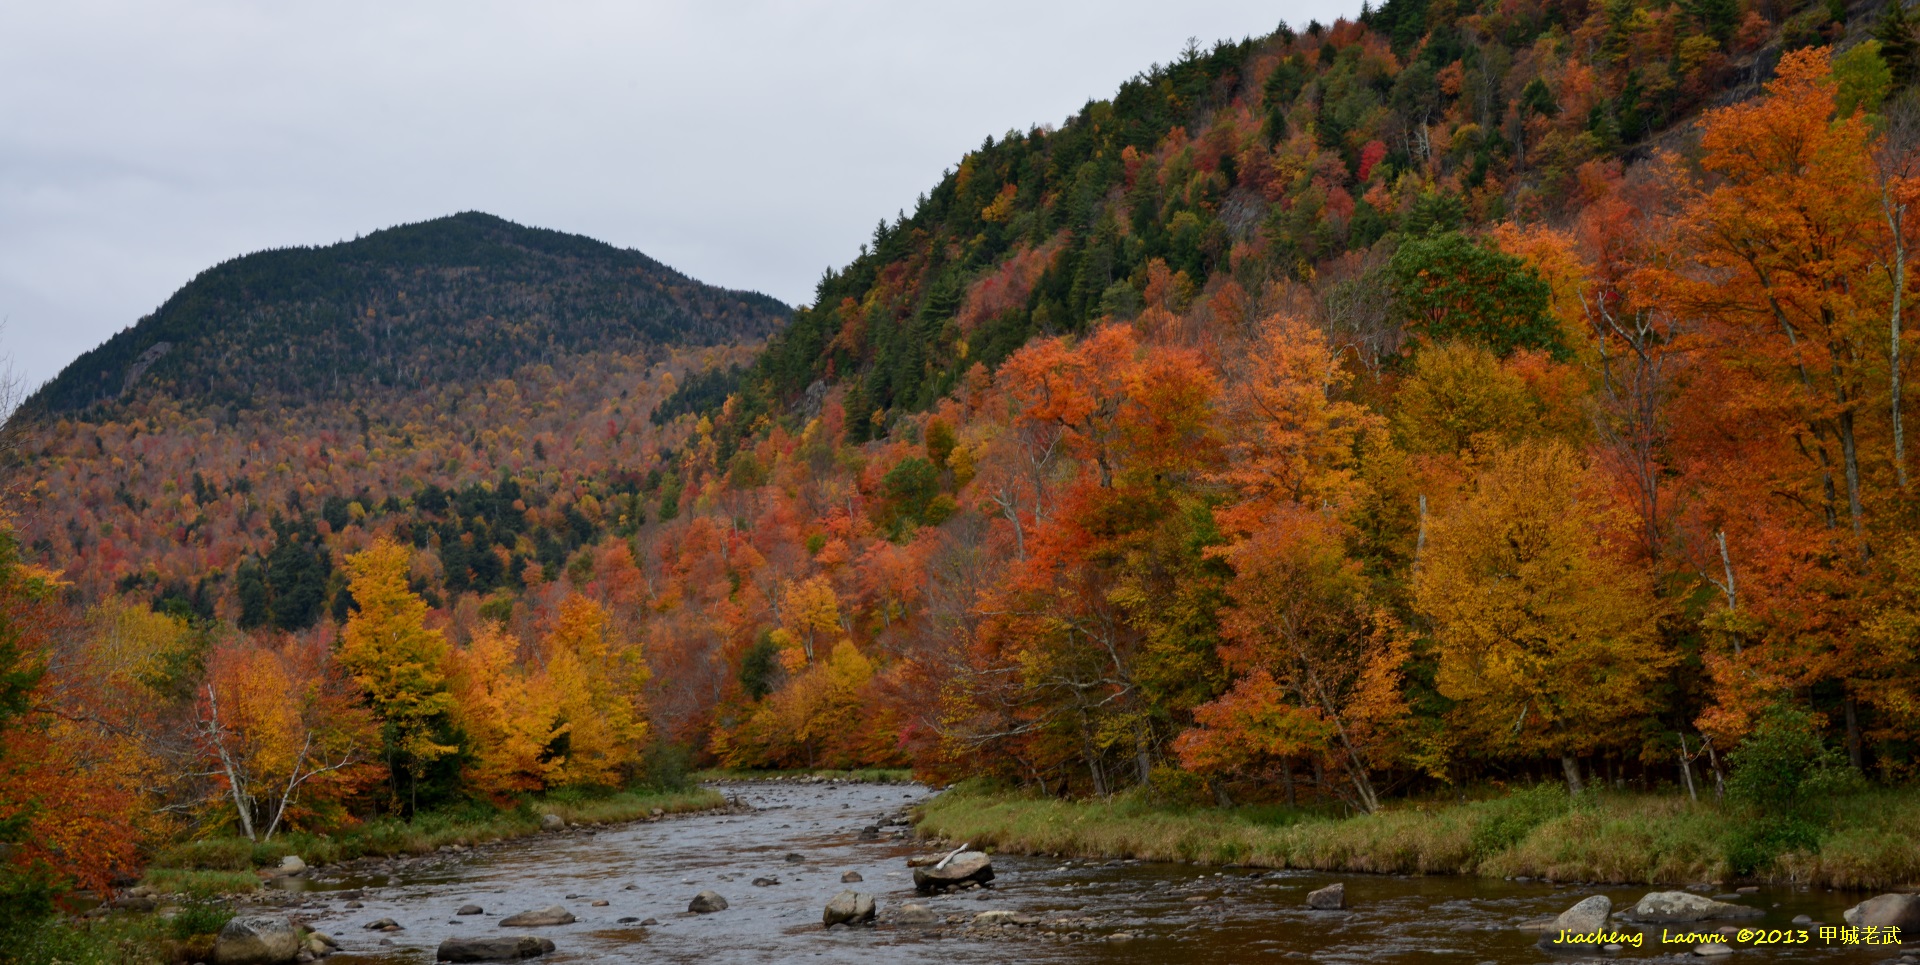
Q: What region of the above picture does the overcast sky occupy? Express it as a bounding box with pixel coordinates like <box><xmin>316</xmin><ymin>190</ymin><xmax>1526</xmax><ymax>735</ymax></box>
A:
<box><xmin>1</xmin><ymin>1</ymin><xmax>1357</xmax><ymax>393</ymax></box>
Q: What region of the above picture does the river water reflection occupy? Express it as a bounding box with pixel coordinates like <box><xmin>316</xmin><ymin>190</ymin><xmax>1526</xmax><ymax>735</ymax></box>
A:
<box><xmin>305</xmin><ymin>781</ymin><xmax>1904</xmax><ymax>964</ymax></box>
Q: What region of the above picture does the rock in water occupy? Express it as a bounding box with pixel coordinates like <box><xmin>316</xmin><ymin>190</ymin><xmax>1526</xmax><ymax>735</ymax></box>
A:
<box><xmin>688</xmin><ymin>891</ymin><xmax>729</xmax><ymax>913</ymax></box>
<box><xmin>822</xmin><ymin>890</ymin><xmax>876</xmax><ymax>927</ymax></box>
<box><xmin>457</xmin><ymin>905</ymin><xmax>484</xmax><ymax>916</ymax></box>
<box><xmin>278</xmin><ymin>855</ymin><xmax>306</xmax><ymax>875</ymax></box>
<box><xmin>912</xmin><ymin>851</ymin><xmax>994</xmax><ymax>892</ymax></box>
<box><xmin>1625</xmin><ymin>892</ymin><xmax>1763</xmax><ymax>923</ymax></box>
<box><xmin>895</xmin><ymin>903</ymin><xmax>938</xmax><ymax>925</ymax></box>
<box><xmin>1844</xmin><ymin>894</ymin><xmax>1920</xmax><ymax>930</ymax></box>
<box><xmin>1554</xmin><ymin>896</ymin><xmax>1612</xmax><ymax>931</ymax></box>
<box><xmin>435</xmin><ymin>936</ymin><xmax>556</xmax><ymax>962</ymax></box>
<box><xmin>841</xmin><ymin>871</ymin><xmax>863</xmax><ymax>883</ymax></box>
<box><xmin>212</xmin><ymin>915</ymin><xmax>302</xmax><ymax>965</ymax></box>
<box><xmin>497</xmin><ymin>906</ymin><xmax>575</xmax><ymax>927</ymax></box>
<box><xmin>539</xmin><ymin>814</ymin><xmax>565</xmax><ymax>831</ymax></box>
<box><xmin>1307</xmin><ymin>882</ymin><xmax>1345</xmax><ymax>910</ymax></box>
<box><xmin>1538</xmin><ymin>895</ymin><xmax>1611</xmax><ymax>952</ymax></box>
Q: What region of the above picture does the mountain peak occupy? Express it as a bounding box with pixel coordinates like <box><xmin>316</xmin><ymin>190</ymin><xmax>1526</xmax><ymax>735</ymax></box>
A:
<box><xmin>28</xmin><ymin>214</ymin><xmax>789</xmax><ymax>414</ymax></box>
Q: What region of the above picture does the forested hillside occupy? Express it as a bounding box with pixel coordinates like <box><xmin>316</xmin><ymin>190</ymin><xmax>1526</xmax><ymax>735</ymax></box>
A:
<box><xmin>6</xmin><ymin>0</ymin><xmax>1920</xmax><ymax>927</ymax></box>
<box><xmin>28</xmin><ymin>212</ymin><xmax>788</xmax><ymax>413</ymax></box>
<box><xmin>717</xmin><ymin>0</ymin><xmax>1865</xmax><ymax>444</ymax></box>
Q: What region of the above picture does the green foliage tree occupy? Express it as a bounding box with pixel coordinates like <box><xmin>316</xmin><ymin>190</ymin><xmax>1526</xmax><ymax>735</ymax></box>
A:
<box><xmin>1388</xmin><ymin>232</ymin><xmax>1564</xmax><ymax>358</ymax></box>
<box><xmin>1834</xmin><ymin>40</ymin><xmax>1894</xmax><ymax>116</ymax></box>
<box><xmin>1724</xmin><ymin>703</ymin><xmax>1859</xmax><ymax>873</ymax></box>
<box><xmin>265</xmin><ymin>518</ymin><xmax>331</xmax><ymax>632</ymax></box>
<box><xmin>1881</xmin><ymin>1</ymin><xmax>1920</xmax><ymax>87</ymax></box>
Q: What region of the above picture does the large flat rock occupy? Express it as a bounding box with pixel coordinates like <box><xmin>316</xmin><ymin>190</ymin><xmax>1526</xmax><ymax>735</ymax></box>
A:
<box><xmin>497</xmin><ymin>906</ymin><xmax>575</xmax><ymax>927</ymax></box>
<box><xmin>437</xmin><ymin>936</ymin><xmax>556</xmax><ymax>962</ymax></box>
<box><xmin>912</xmin><ymin>851</ymin><xmax>994</xmax><ymax>891</ymax></box>
<box><xmin>1623</xmin><ymin>891</ymin><xmax>1762</xmax><ymax>923</ymax></box>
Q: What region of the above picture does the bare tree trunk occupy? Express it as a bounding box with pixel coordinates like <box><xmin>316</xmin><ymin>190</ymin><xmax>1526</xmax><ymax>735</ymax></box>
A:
<box><xmin>1844</xmin><ymin>697</ymin><xmax>1864</xmax><ymax>772</ymax></box>
<box><xmin>1413</xmin><ymin>495</ymin><xmax>1428</xmax><ymax>573</ymax></box>
<box><xmin>1561</xmin><ymin>755</ymin><xmax>1585</xmax><ymax>795</ymax></box>
<box><xmin>1895</xmin><ymin>250</ymin><xmax>1909</xmax><ymax>487</ymax></box>
<box><xmin>1705</xmin><ymin>740</ymin><xmax>1726</xmax><ymax>800</ymax></box>
<box><xmin>1878</xmin><ymin>104</ymin><xmax>1917</xmax><ymax>486</ymax></box>
<box><xmin>1133</xmin><ymin>721</ymin><xmax>1153</xmax><ymax>788</ymax></box>
<box><xmin>1678</xmin><ymin>734</ymin><xmax>1698</xmax><ymax>803</ymax></box>
<box><xmin>1208</xmin><ymin>778</ymin><xmax>1234</xmax><ymax>809</ymax></box>
<box><xmin>1835</xmin><ymin>394</ymin><xmax>1868</xmax><ymax>549</ymax></box>
<box><xmin>205</xmin><ymin>685</ymin><xmax>258</xmax><ymax>841</ymax></box>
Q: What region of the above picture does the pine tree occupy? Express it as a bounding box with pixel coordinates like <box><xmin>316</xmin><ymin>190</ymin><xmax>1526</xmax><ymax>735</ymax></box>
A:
<box><xmin>1879</xmin><ymin>0</ymin><xmax>1920</xmax><ymax>87</ymax></box>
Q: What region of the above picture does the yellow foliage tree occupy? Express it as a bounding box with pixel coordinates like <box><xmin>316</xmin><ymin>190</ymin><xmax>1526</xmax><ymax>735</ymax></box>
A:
<box><xmin>448</xmin><ymin>623</ymin><xmax>558</xmax><ymax>797</ymax></box>
<box><xmin>339</xmin><ymin>537</ymin><xmax>457</xmax><ymax>813</ymax></box>
<box><xmin>1413</xmin><ymin>440</ymin><xmax>1671</xmax><ymax>791</ymax></box>
<box><xmin>539</xmin><ymin>595</ymin><xmax>649</xmax><ymax>787</ymax></box>
<box><xmin>780</xmin><ymin>575</ymin><xmax>841</xmax><ymax>663</ymax></box>
<box><xmin>1391</xmin><ymin>342</ymin><xmax>1541</xmax><ymax>456</ymax></box>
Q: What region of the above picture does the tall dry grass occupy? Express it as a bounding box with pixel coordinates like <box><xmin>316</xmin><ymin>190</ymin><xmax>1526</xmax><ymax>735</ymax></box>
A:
<box><xmin>916</xmin><ymin>782</ymin><xmax>1920</xmax><ymax>887</ymax></box>
<box><xmin>150</xmin><ymin>786</ymin><xmax>724</xmax><ymax>882</ymax></box>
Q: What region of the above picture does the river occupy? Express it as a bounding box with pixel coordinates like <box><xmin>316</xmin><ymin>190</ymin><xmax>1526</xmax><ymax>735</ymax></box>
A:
<box><xmin>291</xmin><ymin>780</ymin><xmax>1907</xmax><ymax>964</ymax></box>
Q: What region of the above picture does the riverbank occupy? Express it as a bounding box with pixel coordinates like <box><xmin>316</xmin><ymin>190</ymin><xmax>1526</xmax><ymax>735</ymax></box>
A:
<box><xmin>692</xmin><ymin>767</ymin><xmax>915</xmax><ymax>783</ymax></box>
<box><xmin>915</xmin><ymin>782</ymin><xmax>1920</xmax><ymax>890</ymax></box>
<box><xmin>144</xmin><ymin>785</ymin><xmax>725</xmax><ymax>896</ymax></box>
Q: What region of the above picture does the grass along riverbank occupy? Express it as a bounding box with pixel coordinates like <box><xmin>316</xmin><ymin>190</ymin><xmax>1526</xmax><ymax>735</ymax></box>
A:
<box><xmin>145</xmin><ymin>785</ymin><xmax>724</xmax><ymax>896</ymax></box>
<box><xmin>915</xmin><ymin>782</ymin><xmax>1920</xmax><ymax>890</ymax></box>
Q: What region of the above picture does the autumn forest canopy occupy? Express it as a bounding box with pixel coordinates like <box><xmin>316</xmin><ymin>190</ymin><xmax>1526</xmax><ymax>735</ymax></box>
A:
<box><xmin>7</xmin><ymin>0</ymin><xmax>1920</xmax><ymax>934</ymax></box>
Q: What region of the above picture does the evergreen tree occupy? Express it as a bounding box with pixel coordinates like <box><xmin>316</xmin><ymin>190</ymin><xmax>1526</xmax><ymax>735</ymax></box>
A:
<box><xmin>1388</xmin><ymin>231</ymin><xmax>1564</xmax><ymax>358</ymax></box>
<box><xmin>1879</xmin><ymin>0</ymin><xmax>1920</xmax><ymax>87</ymax></box>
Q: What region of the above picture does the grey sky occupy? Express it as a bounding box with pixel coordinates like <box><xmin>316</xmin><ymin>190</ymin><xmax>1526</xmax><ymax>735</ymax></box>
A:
<box><xmin>1</xmin><ymin>1</ymin><xmax>1356</xmax><ymax>394</ymax></box>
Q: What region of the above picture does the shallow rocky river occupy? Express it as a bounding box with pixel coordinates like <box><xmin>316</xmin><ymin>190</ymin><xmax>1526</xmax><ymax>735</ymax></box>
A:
<box><xmin>274</xmin><ymin>781</ymin><xmax>1908</xmax><ymax>964</ymax></box>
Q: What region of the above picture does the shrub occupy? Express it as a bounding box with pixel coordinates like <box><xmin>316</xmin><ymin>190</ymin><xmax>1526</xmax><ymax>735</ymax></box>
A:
<box><xmin>167</xmin><ymin>900</ymin><xmax>234</xmax><ymax>940</ymax></box>
<box><xmin>1723</xmin><ymin>703</ymin><xmax>1860</xmax><ymax>874</ymax></box>
<box><xmin>1469</xmin><ymin>784</ymin><xmax>1571</xmax><ymax>860</ymax></box>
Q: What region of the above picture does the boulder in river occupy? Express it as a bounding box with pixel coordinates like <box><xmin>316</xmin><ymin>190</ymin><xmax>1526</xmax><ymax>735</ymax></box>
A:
<box><xmin>1844</xmin><ymin>893</ymin><xmax>1920</xmax><ymax>929</ymax></box>
<box><xmin>498</xmin><ymin>906</ymin><xmax>575</xmax><ymax>927</ymax></box>
<box><xmin>457</xmin><ymin>904</ymin><xmax>484</xmax><ymax>916</ymax></box>
<box><xmin>1537</xmin><ymin>895</ymin><xmax>1611</xmax><ymax>953</ymax></box>
<box><xmin>1554</xmin><ymin>895</ymin><xmax>1611</xmax><ymax>931</ymax></box>
<box><xmin>912</xmin><ymin>851</ymin><xmax>994</xmax><ymax>892</ymax></box>
<box><xmin>539</xmin><ymin>814</ymin><xmax>565</xmax><ymax>831</ymax></box>
<box><xmin>1624</xmin><ymin>891</ymin><xmax>1763</xmax><ymax>923</ymax></box>
<box><xmin>435</xmin><ymin>936</ymin><xmax>556</xmax><ymax>962</ymax></box>
<box><xmin>751</xmin><ymin>877</ymin><xmax>779</xmax><ymax>887</ymax></box>
<box><xmin>822</xmin><ymin>890</ymin><xmax>876</xmax><ymax>927</ymax></box>
<box><xmin>1307</xmin><ymin>882</ymin><xmax>1345</xmax><ymax>910</ymax></box>
<box><xmin>278</xmin><ymin>855</ymin><xmax>306</xmax><ymax>875</ymax></box>
<box><xmin>841</xmin><ymin>871</ymin><xmax>863</xmax><ymax>883</ymax></box>
<box><xmin>362</xmin><ymin>918</ymin><xmax>401</xmax><ymax>931</ymax></box>
<box><xmin>688</xmin><ymin>890</ymin><xmax>729</xmax><ymax>913</ymax></box>
<box><xmin>212</xmin><ymin>915</ymin><xmax>302</xmax><ymax>965</ymax></box>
